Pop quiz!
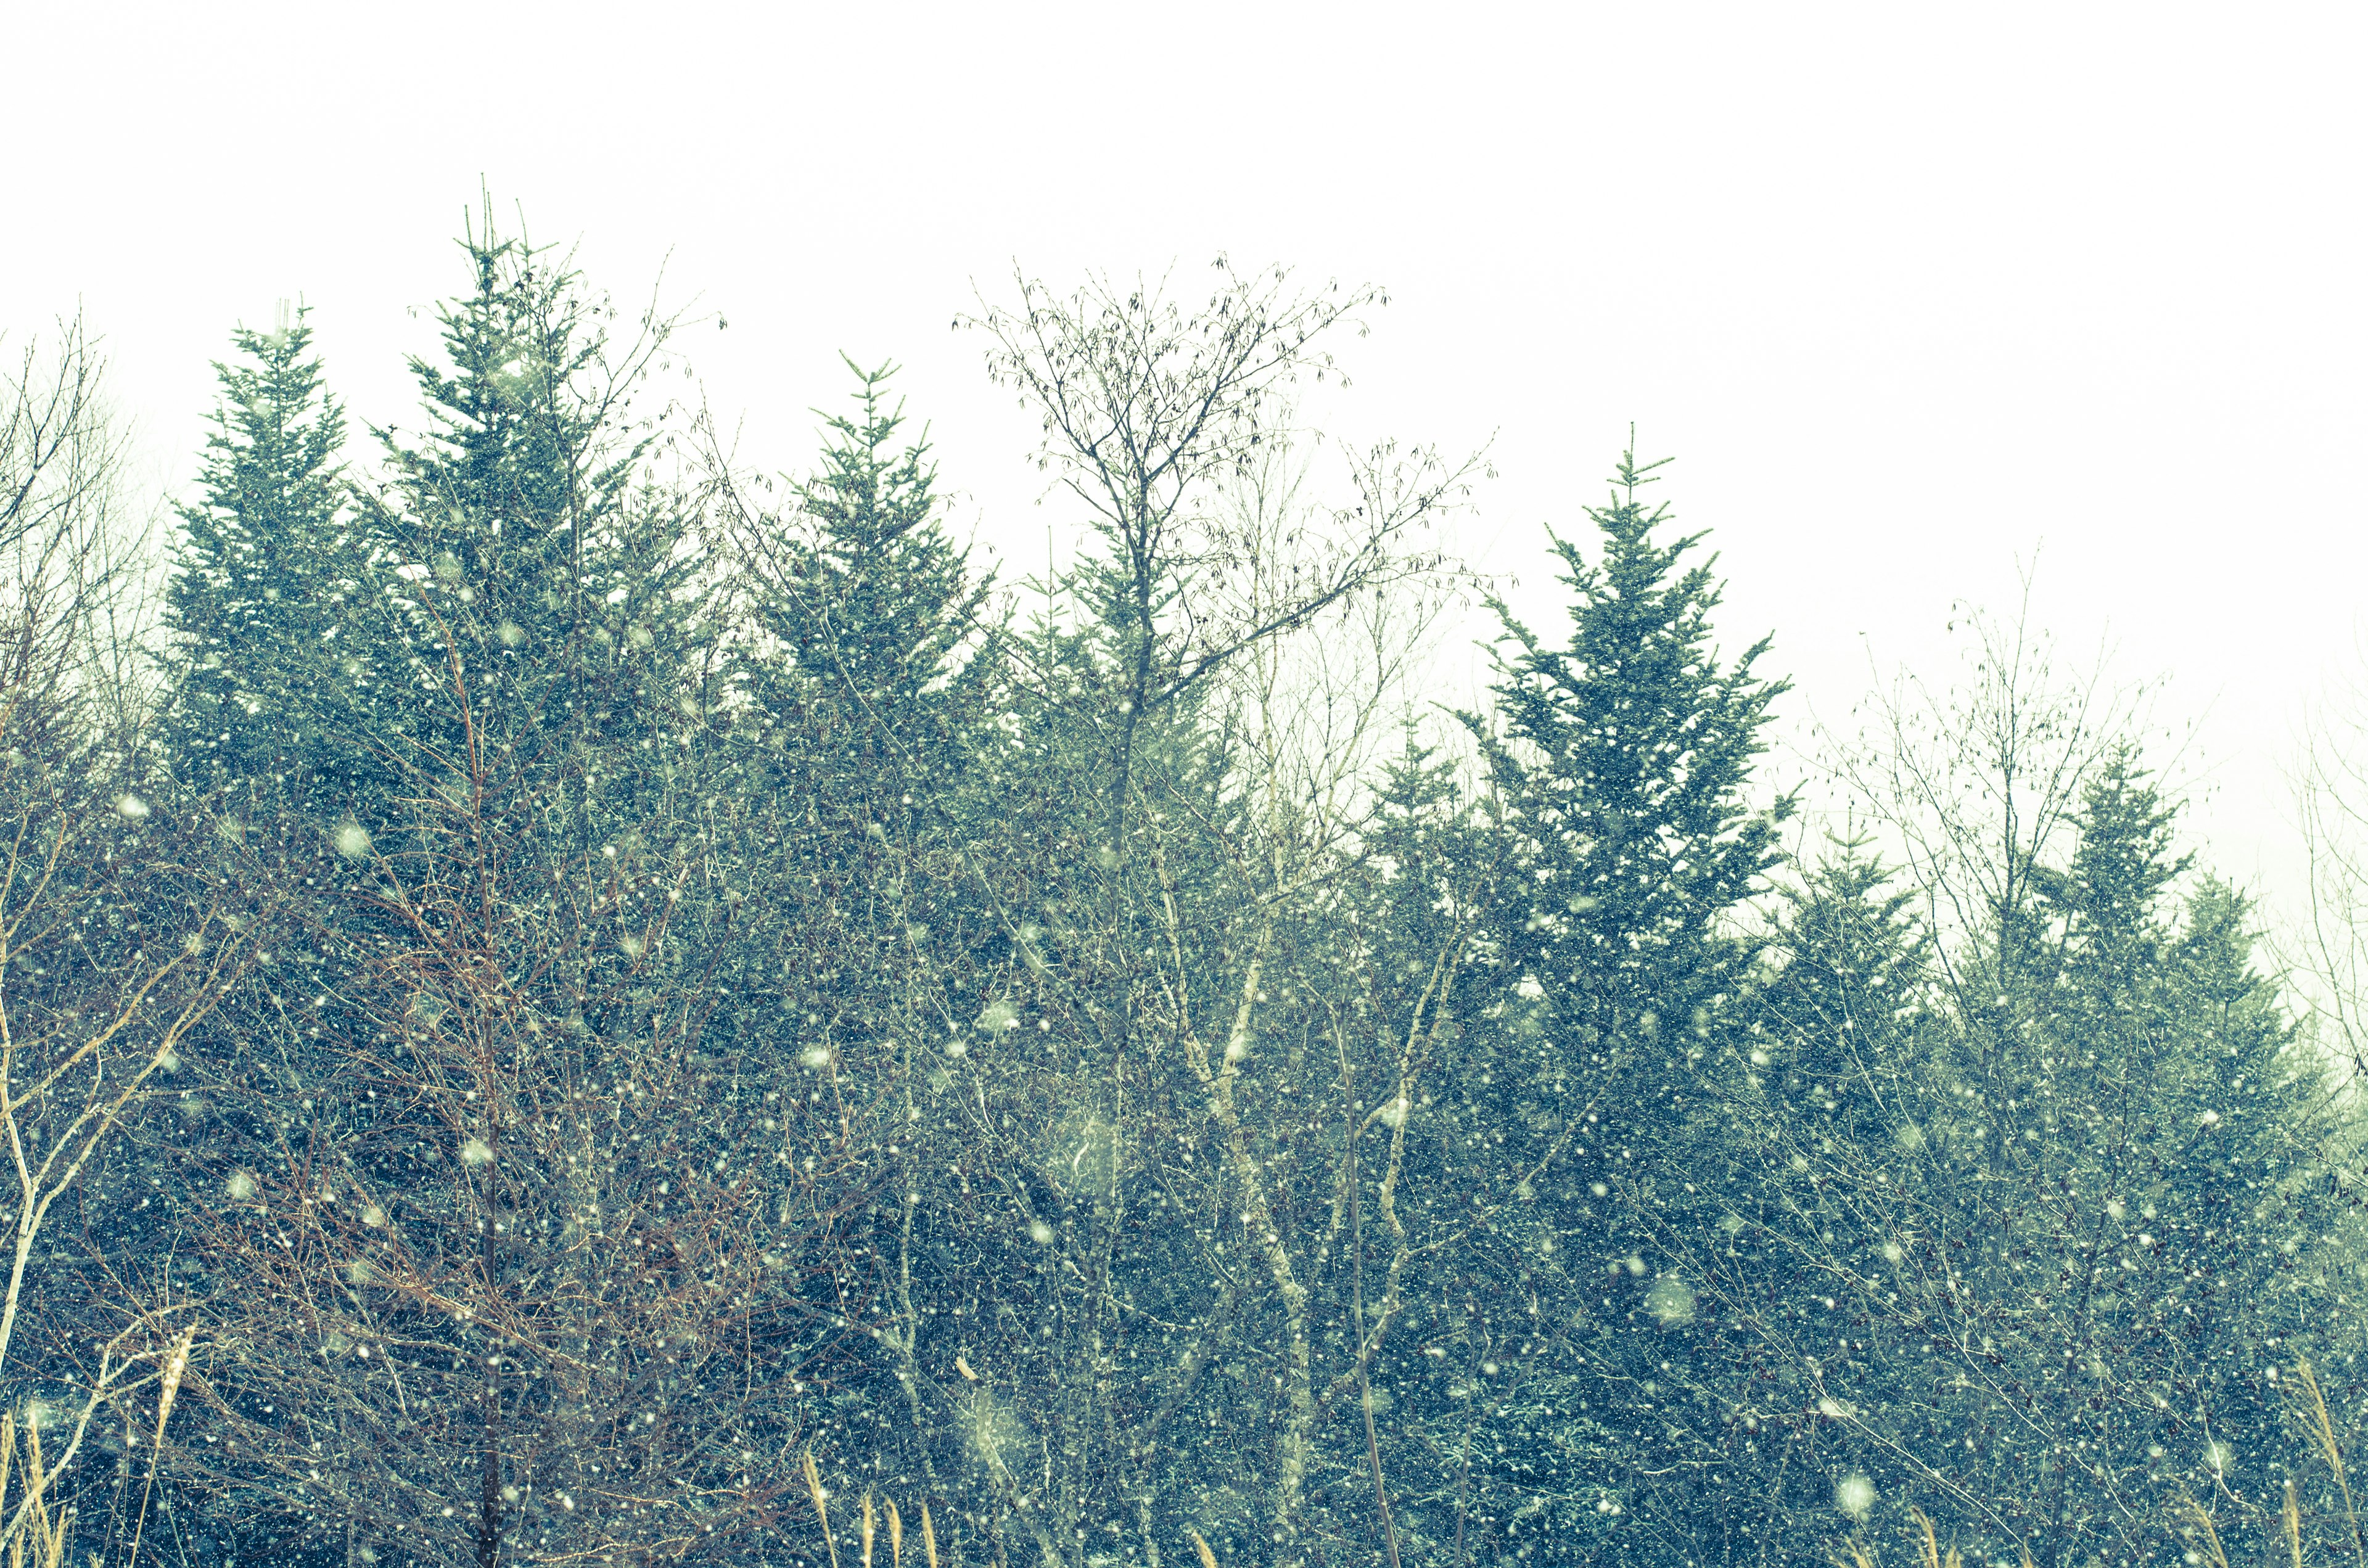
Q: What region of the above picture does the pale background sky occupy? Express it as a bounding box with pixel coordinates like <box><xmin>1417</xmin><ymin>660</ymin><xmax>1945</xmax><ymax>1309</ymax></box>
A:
<box><xmin>9</xmin><ymin>4</ymin><xmax>2365</xmax><ymax>956</ymax></box>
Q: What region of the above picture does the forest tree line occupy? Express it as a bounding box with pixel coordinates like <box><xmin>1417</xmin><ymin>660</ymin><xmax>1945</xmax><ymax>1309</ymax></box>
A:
<box><xmin>0</xmin><ymin>216</ymin><xmax>2362</xmax><ymax>1568</ymax></box>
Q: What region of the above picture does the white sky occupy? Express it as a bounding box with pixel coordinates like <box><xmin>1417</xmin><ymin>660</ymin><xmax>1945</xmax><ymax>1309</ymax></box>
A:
<box><xmin>10</xmin><ymin>4</ymin><xmax>2366</xmax><ymax>947</ymax></box>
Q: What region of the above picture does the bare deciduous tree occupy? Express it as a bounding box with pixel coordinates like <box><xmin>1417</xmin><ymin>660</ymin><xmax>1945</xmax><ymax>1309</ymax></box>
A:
<box><xmin>0</xmin><ymin>314</ymin><xmax>244</xmax><ymax>1561</ymax></box>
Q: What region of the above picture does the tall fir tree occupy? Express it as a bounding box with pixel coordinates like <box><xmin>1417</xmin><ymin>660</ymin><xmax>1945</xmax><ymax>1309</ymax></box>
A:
<box><xmin>757</xmin><ymin>358</ymin><xmax>989</xmax><ymax>741</ymax></box>
<box><xmin>339</xmin><ymin>211</ymin><xmax>693</xmax><ymax>811</ymax></box>
<box><xmin>1434</xmin><ymin>446</ymin><xmax>1790</xmax><ymax>1564</ymax></box>
<box><xmin>1699</xmin><ymin>837</ymin><xmax>1952</xmax><ymax>1562</ymax></box>
<box><xmin>160</xmin><ymin>303</ymin><xmax>352</xmax><ymax>791</ymax></box>
<box><xmin>1473</xmin><ymin>445</ymin><xmax>1788</xmax><ymax>1125</ymax></box>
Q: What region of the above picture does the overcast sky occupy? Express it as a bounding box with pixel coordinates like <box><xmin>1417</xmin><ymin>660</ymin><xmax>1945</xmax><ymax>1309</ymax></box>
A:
<box><xmin>10</xmin><ymin>4</ymin><xmax>2365</xmax><ymax>946</ymax></box>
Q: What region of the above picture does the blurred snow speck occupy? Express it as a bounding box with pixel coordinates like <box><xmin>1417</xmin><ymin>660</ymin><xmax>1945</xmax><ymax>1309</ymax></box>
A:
<box><xmin>226</xmin><ymin>1170</ymin><xmax>257</xmax><ymax>1201</ymax></box>
<box><xmin>1835</xmin><ymin>1472</ymin><xmax>1875</xmax><ymax>1519</ymax></box>
<box><xmin>460</xmin><ymin>1136</ymin><xmax>494</xmax><ymax>1167</ymax></box>
<box><xmin>335</xmin><ymin>821</ymin><xmax>372</xmax><ymax>858</ymax></box>
<box><xmin>116</xmin><ymin>794</ymin><xmax>149</xmax><ymax>820</ymax></box>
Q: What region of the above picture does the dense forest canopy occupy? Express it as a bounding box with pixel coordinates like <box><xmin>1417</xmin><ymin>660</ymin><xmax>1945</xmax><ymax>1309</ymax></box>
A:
<box><xmin>1</xmin><ymin>214</ymin><xmax>2364</xmax><ymax>1568</ymax></box>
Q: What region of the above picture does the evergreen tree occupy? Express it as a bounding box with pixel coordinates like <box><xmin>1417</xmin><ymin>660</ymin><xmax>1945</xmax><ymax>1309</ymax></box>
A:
<box><xmin>1696</xmin><ymin>838</ymin><xmax>1952</xmax><ymax>1563</ymax></box>
<box><xmin>160</xmin><ymin>304</ymin><xmax>351</xmax><ymax>790</ymax></box>
<box><xmin>338</xmin><ymin>213</ymin><xmax>684</xmax><ymax>808</ymax></box>
<box><xmin>150</xmin><ymin>216</ymin><xmax>780</xmax><ymax>1568</ymax></box>
<box><xmin>756</xmin><ymin>358</ymin><xmax>989</xmax><ymax>742</ymax></box>
<box><xmin>1424</xmin><ymin>445</ymin><xmax>1789</xmax><ymax>1564</ymax></box>
<box><xmin>1701</xmin><ymin>750</ymin><xmax>2364</xmax><ymax>1568</ymax></box>
<box><xmin>1474</xmin><ymin>447</ymin><xmax>1789</xmax><ymax>1067</ymax></box>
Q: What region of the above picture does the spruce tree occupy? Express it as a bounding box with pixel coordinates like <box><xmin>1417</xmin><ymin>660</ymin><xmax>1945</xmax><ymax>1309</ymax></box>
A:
<box><xmin>160</xmin><ymin>221</ymin><xmax>796</xmax><ymax>1568</ymax></box>
<box><xmin>1703</xmin><ymin>837</ymin><xmax>1948</xmax><ymax>1564</ymax></box>
<box><xmin>160</xmin><ymin>303</ymin><xmax>351</xmax><ymax>791</ymax></box>
<box><xmin>757</xmin><ymin>358</ymin><xmax>988</xmax><ymax>741</ymax></box>
<box><xmin>1474</xmin><ymin>444</ymin><xmax>1788</xmax><ymax>1127</ymax></box>
<box><xmin>1441</xmin><ymin>445</ymin><xmax>1788</xmax><ymax>1563</ymax></box>
<box><xmin>339</xmin><ymin>213</ymin><xmax>683</xmax><ymax>807</ymax></box>
<box><xmin>1702</xmin><ymin>750</ymin><xmax>2364</xmax><ymax>1568</ymax></box>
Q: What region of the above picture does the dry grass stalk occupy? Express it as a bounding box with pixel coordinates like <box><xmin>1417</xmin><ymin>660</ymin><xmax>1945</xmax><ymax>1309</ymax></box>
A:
<box><xmin>921</xmin><ymin>1501</ymin><xmax>939</xmax><ymax>1568</ymax></box>
<box><xmin>1909</xmin><ymin>1506</ymin><xmax>1961</xmax><ymax>1568</ymax></box>
<box><xmin>0</xmin><ymin>1415</ymin><xmax>70</xmax><ymax>1568</ymax></box>
<box><xmin>862</xmin><ymin>1490</ymin><xmax>877</xmax><ymax>1568</ymax></box>
<box><xmin>804</xmin><ymin>1451</ymin><xmax>842</xmax><ymax>1568</ymax></box>
<box><xmin>1189</xmin><ymin>1527</ymin><xmax>1219</xmax><ymax>1568</ymax></box>
<box><xmin>2180</xmin><ymin>1490</ymin><xmax>2233</xmax><ymax>1568</ymax></box>
<box><xmin>123</xmin><ymin>1324</ymin><xmax>199</xmax><ymax>1568</ymax></box>
<box><xmin>2288</xmin><ymin>1479</ymin><xmax>2305</xmax><ymax>1568</ymax></box>
<box><xmin>2294</xmin><ymin>1359</ymin><xmax>2367</xmax><ymax>1568</ymax></box>
<box><xmin>887</xmin><ymin>1495</ymin><xmax>903</xmax><ymax>1568</ymax></box>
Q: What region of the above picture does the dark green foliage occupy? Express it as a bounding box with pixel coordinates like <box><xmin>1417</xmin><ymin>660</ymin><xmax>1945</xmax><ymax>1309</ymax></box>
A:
<box><xmin>1698</xmin><ymin>752</ymin><xmax>2366</xmax><ymax>1568</ymax></box>
<box><xmin>757</xmin><ymin>358</ymin><xmax>988</xmax><ymax>736</ymax></box>
<box><xmin>1422</xmin><ymin>446</ymin><xmax>1789</xmax><ymax>1564</ymax></box>
<box><xmin>160</xmin><ymin>304</ymin><xmax>352</xmax><ymax>790</ymax></box>
<box><xmin>1474</xmin><ymin>445</ymin><xmax>1790</xmax><ymax>1065</ymax></box>
<box><xmin>39</xmin><ymin>228</ymin><xmax>2368</xmax><ymax>1568</ymax></box>
<box><xmin>332</xmin><ymin>216</ymin><xmax>710</xmax><ymax>819</ymax></box>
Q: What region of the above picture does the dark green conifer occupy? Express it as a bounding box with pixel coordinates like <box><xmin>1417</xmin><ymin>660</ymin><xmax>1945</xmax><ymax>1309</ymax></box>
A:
<box><xmin>1474</xmin><ymin>444</ymin><xmax>1789</xmax><ymax>1101</ymax></box>
<box><xmin>772</xmin><ymin>361</ymin><xmax>984</xmax><ymax>713</ymax></box>
<box><xmin>160</xmin><ymin>303</ymin><xmax>350</xmax><ymax>790</ymax></box>
<box><xmin>1439</xmin><ymin>445</ymin><xmax>1790</xmax><ymax>1564</ymax></box>
<box><xmin>343</xmin><ymin>211</ymin><xmax>686</xmax><ymax>803</ymax></box>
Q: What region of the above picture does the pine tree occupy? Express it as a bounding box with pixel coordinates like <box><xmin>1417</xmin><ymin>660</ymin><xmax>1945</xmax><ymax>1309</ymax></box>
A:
<box><xmin>1434</xmin><ymin>445</ymin><xmax>1789</xmax><ymax>1564</ymax></box>
<box><xmin>160</xmin><ymin>220</ymin><xmax>802</xmax><ymax>1568</ymax></box>
<box><xmin>1695</xmin><ymin>837</ymin><xmax>1968</xmax><ymax>1562</ymax></box>
<box><xmin>1474</xmin><ymin>444</ymin><xmax>1789</xmax><ymax>1127</ymax></box>
<box><xmin>757</xmin><ymin>358</ymin><xmax>989</xmax><ymax>740</ymax></box>
<box><xmin>1716</xmin><ymin>750</ymin><xmax>2366</xmax><ymax>1568</ymax></box>
<box><xmin>340</xmin><ymin>211</ymin><xmax>682</xmax><ymax>805</ymax></box>
<box><xmin>160</xmin><ymin>303</ymin><xmax>351</xmax><ymax>791</ymax></box>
